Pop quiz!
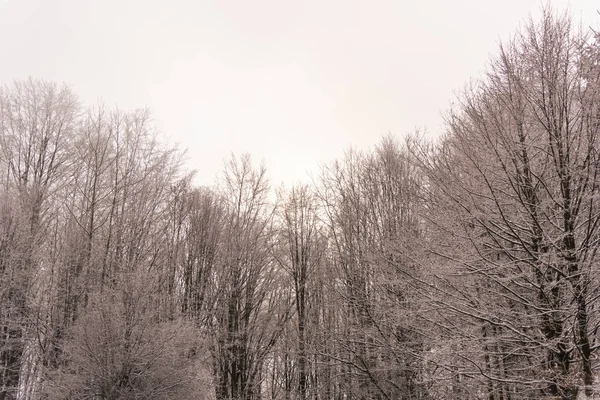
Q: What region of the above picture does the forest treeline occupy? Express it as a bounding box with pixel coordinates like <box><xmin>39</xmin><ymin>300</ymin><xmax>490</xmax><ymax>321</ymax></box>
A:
<box><xmin>2</xmin><ymin>9</ymin><xmax>600</xmax><ymax>400</ymax></box>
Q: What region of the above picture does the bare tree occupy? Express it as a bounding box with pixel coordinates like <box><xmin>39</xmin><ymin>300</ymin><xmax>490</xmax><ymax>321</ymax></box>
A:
<box><xmin>0</xmin><ymin>79</ymin><xmax>79</xmax><ymax>399</ymax></box>
<box><xmin>211</xmin><ymin>154</ymin><xmax>291</xmax><ymax>400</ymax></box>
<box><xmin>274</xmin><ymin>185</ymin><xmax>325</xmax><ymax>400</ymax></box>
<box><xmin>417</xmin><ymin>9</ymin><xmax>600</xmax><ymax>399</ymax></box>
<box><xmin>45</xmin><ymin>271</ymin><xmax>212</xmax><ymax>400</ymax></box>
<box><xmin>317</xmin><ymin>137</ymin><xmax>429</xmax><ymax>400</ymax></box>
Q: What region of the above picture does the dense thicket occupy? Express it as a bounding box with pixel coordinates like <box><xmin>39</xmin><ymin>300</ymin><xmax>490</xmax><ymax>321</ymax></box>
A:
<box><xmin>0</xmin><ymin>8</ymin><xmax>599</xmax><ymax>400</ymax></box>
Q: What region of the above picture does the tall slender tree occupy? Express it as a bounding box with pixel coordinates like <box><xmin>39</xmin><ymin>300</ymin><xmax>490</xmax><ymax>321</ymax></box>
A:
<box><xmin>418</xmin><ymin>9</ymin><xmax>600</xmax><ymax>399</ymax></box>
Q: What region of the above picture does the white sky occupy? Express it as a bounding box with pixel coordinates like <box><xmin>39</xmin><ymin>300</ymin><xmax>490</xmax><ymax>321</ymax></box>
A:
<box><xmin>0</xmin><ymin>0</ymin><xmax>598</xmax><ymax>186</ymax></box>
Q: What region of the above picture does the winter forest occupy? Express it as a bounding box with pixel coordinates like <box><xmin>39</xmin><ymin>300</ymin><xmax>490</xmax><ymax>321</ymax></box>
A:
<box><xmin>2</xmin><ymin>8</ymin><xmax>600</xmax><ymax>400</ymax></box>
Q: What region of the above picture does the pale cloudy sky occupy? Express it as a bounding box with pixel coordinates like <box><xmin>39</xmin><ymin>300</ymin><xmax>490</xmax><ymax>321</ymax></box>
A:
<box><xmin>0</xmin><ymin>0</ymin><xmax>598</xmax><ymax>186</ymax></box>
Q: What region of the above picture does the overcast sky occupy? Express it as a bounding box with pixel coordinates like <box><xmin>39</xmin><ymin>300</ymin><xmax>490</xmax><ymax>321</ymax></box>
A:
<box><xmin>0</xmin><ymin>0</ymin><xmax>598</xmax><ymax>186</ymax></box>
